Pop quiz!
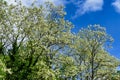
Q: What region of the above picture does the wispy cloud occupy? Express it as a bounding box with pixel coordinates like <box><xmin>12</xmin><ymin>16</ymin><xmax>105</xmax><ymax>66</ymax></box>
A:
<box><xmin>5</xmin><ymin>0</ymin><xmax>66</xmax><ymax>6</ymax></box>
<box><xmin>37</xmin><ymin>0</ymin><xmax>67</xmax><ymax>6</ymax></box>
<box><xmin>5</xmin><ymin>0</ymin><xmax>104</xmax><ymax>19</ymax></box>
<box><xmin>72</xmin><ymin>0</ymin><xmax>104</xmax><ymax>19</ymax></box>
<box><xmin>112</xmin><ymin>0</ymin><xmax>120</xmax><ymax>13</ymax></box>
<box><xmin>5</xmin><ymin>0</ymin><xmax>17</xmax><ymax>5</ymax></box>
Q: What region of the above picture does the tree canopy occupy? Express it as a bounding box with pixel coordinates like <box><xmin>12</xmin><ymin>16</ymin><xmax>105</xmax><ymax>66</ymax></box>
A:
<box><xmin>0</xmin><ymin>0</ymin><xmax>120</xmax><ymax>80</ymax></box>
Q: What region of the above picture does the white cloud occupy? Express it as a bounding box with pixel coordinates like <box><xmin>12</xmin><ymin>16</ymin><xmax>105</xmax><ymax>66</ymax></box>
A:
<box><xmin>5</xmin><ymin>0</ymin><xmax>66</xmax><ymax>6</ymax></box>
<box><xmin>5</xmin><ymin>0</ymin><xmax>104</xmax><ymax>19</ymax></box>
<box><xmin>72</xmin><ymin>0</ymin><xmax>104</xmax><ymax>19</ymax></box>
<box><xmin>112</xmin><ymin>0</ymin><xmax>120</xmax><ymax>13</ymax></box>
<box><xmin>39</xmin><ymin>0</ymin><xmax>66</xmax><ymax>6</ymax></box>
<box><xmin>5</xmin><ymin>0</ymin><xmax>17</xmax><ymax>5</ymax></box>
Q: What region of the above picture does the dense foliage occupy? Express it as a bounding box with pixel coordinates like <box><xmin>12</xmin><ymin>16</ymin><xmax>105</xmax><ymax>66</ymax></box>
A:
<box><xmin>0</xmin><ymin>0</ymin><xmax>120</xmax><ymax>80</ymax></box>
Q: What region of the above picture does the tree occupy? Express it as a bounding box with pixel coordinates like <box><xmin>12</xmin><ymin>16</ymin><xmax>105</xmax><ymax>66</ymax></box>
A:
<box><xmin>0</xmin><ymin>58</ymin><xmax>6</xmax><ymax>79</ymax></box>
<box><xmin>0</xmin><ymin>56</ymin><xmax>11</xmax><ymax>79</ymax></box>
<box><xmin>70</xmin><ymin>25</ymin><xmax>119</xmax><ymax>80</ymax></box>
<box><xmin>0</xmin><ymin>0</ymin><xmax>119</xmax><ymax>80</ymax></box>
<box><xmin>0</xmin><ymin>1</ymin><xmax>76</xmax><ymax>80</ymax></box>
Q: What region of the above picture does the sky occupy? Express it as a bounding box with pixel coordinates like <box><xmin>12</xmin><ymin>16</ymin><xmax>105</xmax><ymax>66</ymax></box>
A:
<box><xmin>64</xmin><ymin>0</ymin><xmax>120</xmax><ymax>59</ymax></box>
<box><xmin>5</xmin><ymin>0</ymin><xmax>120</xmax><ymax>59</ymax></box>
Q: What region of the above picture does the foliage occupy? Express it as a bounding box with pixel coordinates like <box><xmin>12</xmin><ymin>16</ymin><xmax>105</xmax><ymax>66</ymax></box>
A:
<box><xmin>0</xmin><ymin>0</ymin><xmax>120</xmax><ymax>80</ymax></box>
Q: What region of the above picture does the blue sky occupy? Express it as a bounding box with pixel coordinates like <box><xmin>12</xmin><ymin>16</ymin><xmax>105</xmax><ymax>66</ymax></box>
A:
<box><xmin>64</xmin><ymin>0</ymin><xmax>120</xmax><ymax>59</ymax></box>
<box><xmin>6</xmin><ymin>0</ymin><xmax>120</xmax><ymax>59</ymax></box>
